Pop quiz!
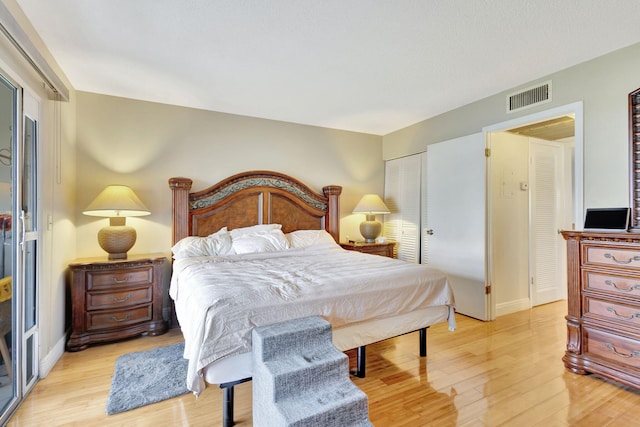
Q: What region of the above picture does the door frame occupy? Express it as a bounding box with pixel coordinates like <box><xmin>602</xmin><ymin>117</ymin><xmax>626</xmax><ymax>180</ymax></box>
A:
<box><xmin>483</xmin><ymin>102</ymin><xmax>584</xmax><ymax>319</ymax></box>
<box><xmin>20</xmin><ymin>89</ymin><xmax>40</xmax><ymax>394</ymax></box>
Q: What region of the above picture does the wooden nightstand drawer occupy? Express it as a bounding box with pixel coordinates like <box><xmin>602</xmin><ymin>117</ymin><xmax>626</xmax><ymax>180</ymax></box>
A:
<box><xmin>86</xmin><ymin>287</ymin><xmax>152</xmax><ymax>310</ymax></box>
<box><xmin>360</xmin><ymin>245</ymin><xmax>392</xmax><ymax>257</ymax></box>
<box><xmin>340</xmin><ymin>241</ymin><xmax>396</xmax><ymax>258</ymax></box>
<box><xmin>86</xmin><ymin>305</ymin><xmax>152</xmax><ymax>331</ymax></box>
<box><xmin>86</xmin><ymin>267</ymin><xmax>153</xmax><ymax>290</ymax></box>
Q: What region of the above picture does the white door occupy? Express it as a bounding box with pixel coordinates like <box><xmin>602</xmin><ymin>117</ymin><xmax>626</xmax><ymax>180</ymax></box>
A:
<box><xmin>425</xmin><ymin>133</ymin><xmax>488</xmax><ymax>320</ymax></box>
<box><xmin>530</xmin><ymin>138</ymin><xmax>568</xmax><ymax>305</ymax></box>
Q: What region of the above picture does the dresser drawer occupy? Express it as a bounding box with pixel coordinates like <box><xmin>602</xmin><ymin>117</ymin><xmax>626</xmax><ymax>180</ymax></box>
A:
<box><xmin>583</xmin><ymin>269</ymin><xmax>640</xmax><ymax>297</ymax></box>
<box><xmin>584</xmin><ymin>326</ymin><xmax>640</xmax><ymax>370</ymax></box>
<box><xmin>584</xmin><ymin>244</ymin><xmax>640</xmax><ymax>270</ymax></box>
<box><xmin>585</xmin><ymin>297</ymin><xmax>640</xmax><ymax>327</ymax></box>
<box><xmin>86</xmin><ymin>287</ymin><xmax>152</xmax><ymax>310</ymax></box>
<box><xmin>86</xmin><ymin>305</ymin><xmax>152</xmax><ymax>331</ymax></box>
<box><xmin>86</xmin><ymin>266</ymin><xmax>153</xmax><ymax>290</ymax></box>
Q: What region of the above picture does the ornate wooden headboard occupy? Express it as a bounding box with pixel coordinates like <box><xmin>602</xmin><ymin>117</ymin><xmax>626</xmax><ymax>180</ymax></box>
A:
<box><xmin>168</xmin><ymin>170</ymin><xmax>342</xmax><ymax>245</ymax></box>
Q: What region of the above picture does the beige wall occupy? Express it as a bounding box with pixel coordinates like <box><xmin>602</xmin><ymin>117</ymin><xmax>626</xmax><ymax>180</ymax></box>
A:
<box><xmin>44</xmin><ymin>94</ymin><xmax>76</xmax><ymax>372</ymax></box>
<box><xmin>384</xmin><ymin>42</ymin><xmax>640</xmax><ymax>212</ymax></box>
<box><xmin>75</xmin><ymin>92</ymin><xmax>384</xmax><ymax>259</ymax></box>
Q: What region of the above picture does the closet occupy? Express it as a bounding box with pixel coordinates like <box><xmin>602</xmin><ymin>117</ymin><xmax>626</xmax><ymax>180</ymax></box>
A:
<box><xmin>383</xmin><ymin>154</ymin><xmax>422</xmax><ymax>262</ymax></box>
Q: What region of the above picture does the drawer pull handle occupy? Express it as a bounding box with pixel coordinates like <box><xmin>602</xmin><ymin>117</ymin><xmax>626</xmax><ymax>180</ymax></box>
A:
<box><xmin>604</xmin><ymin>253</ymin><xmax>640</xmax><ymax>264</ymax></box>
<box><xmin>111</xmin><ymin>274</ymin><xmax>133</xmax><ymax>284</ymax></box>
<box><xmin>604</xmin><ymin>280</ymin><xmax>640</xmax><ymax>292</ymax></box>
<box><xmin>606</xmin><ymin>306</ymin><xmax>640</xmax><ymax>319</ymax></box>
<box><xmin>109</xmin><ymin>313</ymin><xmax>132</xmax><ymax>323</ymax></box>
<box><xmin>605</xmin><ymin>343</ymin><xmax>640</xmax><ymax>358</ymax></box>
<box><xmin>110</xmin><ymin>293</ymin><xmax>133</xmax><ymax>303</ymax></box>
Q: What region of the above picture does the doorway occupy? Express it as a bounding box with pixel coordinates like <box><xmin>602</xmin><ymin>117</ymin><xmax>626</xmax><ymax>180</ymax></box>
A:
<box><xmin>484</xmin><ymin>103</ymin><xmax>582</xmax><ymax>317</ymax></box>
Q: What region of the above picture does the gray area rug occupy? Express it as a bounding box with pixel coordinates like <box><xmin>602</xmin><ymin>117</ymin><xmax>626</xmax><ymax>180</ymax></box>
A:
<box><xmin>106</xmin><ymin>342</ymin><xmax>189</xmax><ymax>415</ymax></box>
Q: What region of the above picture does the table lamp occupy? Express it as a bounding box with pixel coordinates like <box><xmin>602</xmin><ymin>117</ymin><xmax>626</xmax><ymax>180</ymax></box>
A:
<box><xmin>83</xmin><ymin>185</ymin><xmax>150</xmax><ymax>260</ymax></box>
<box><xmin>352</xmin><ymin>194</ymin><xmax>390</xmax><ymax>243</ymax></box>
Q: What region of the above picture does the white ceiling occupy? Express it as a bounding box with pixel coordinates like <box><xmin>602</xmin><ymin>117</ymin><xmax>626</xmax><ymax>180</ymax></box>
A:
<box><xmin>15</xmin><ymin>0</ymin><xmax>640</xmax><ymax>135</ymax></box>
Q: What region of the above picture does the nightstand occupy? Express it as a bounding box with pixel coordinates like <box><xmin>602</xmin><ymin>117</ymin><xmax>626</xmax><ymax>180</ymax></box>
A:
<box><xmin>340</xmin><ymin>241</ymin><xmax>396</xmax><ymax>258</ymax></box>
<box><xmin>66</xmin><ymin>254</ymin><xmax>168</xmax><ymax>351</ymax></box>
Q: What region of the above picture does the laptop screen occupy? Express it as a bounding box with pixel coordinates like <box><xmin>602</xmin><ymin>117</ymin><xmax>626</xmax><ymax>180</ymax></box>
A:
<box><xmin>584</xmin><ymin>208</ymin><xmax>630</xmax><ymax>230</ymax></box>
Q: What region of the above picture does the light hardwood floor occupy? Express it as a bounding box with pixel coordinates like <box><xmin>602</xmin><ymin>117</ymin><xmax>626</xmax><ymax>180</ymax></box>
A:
<box><xmin>7</xmin><ymin>301</ymin><xmax>640</xmax><ymax>426</ymax></box>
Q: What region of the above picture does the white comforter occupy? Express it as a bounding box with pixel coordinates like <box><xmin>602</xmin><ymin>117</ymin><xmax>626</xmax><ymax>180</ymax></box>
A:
<box><xmin>170</xmin><ymin>241</ymin><xmax>455</xmax><ymax>395</ymax></box>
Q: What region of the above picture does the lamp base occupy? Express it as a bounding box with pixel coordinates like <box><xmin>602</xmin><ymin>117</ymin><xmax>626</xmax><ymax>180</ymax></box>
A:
<box><xmin>98</xmin><ymin>217</ymin><xmax>136</xmax><ymax>260</ymax></box>
<box><xmin>360</xmin><ymin>215</ymin><xmax>382</xmax><ymax>243</ymax></box>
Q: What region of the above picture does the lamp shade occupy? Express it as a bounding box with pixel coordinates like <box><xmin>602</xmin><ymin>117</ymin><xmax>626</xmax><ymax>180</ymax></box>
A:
<box><xmin>83</xmin><ymin>185</ymin><xmax>150</xmax><ymax>217</ymax></box>
<box><xmin>352</xmin><ymin>194</ymin><xmax>390</xmax><ymax>215</ymax></box>
<box><xmin>83</xmin><ymin>185</ymin><xmax>150</xmax><ymax>260</ymax></box>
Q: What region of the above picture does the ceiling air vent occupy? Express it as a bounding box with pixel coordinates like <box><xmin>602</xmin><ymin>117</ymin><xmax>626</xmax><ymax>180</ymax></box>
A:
<box><xmin>507</xmin><ymin>81</ymin><xmax>551</xmax><ymax>113</ymax></box>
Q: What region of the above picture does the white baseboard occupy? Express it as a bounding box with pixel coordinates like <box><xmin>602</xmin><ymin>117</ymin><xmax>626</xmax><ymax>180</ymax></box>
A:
<box><xmin>39</xmin><ymin>334</ymin><xmax>66</xmax><ymax>378</ymax></box>
<box><xmin>495</xmin><ymin>298</ymin><xmax>531</xmax><ymax>317</ymax></box>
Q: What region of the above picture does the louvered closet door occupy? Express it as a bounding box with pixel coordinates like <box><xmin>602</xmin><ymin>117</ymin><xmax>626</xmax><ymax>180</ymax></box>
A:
<box><xmin>530</xmin><ymin>138</ymin><xmax>566</xmax><ymax>306</ymax></box>
<box><xmin>384</xmin><ymin>155</ymin><xmax>421</xmax><ymax>263</ymax></box>
<box><xmin>420</xmin><ymin>152</ymin><xmax>429</xmax><ymax>264</ymax></box>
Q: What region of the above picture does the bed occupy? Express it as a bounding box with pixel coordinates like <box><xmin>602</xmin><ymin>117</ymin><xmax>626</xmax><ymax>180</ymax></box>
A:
<box><xmin>168</xmin><ymin>170</ymin><xmax>455</xmax><ymax>426</ymax></box>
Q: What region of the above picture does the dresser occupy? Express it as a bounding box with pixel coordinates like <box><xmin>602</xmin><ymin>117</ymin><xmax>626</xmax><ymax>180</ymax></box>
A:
<box><xmin>562</xmin><ymin>231</ymin><xmax>640</xmax><ymax>388</ymax></box>
<box><xmin>67</xmin><ymin>254</ymin><xmax>168</xmax><ymax>351</ymax></box>
<box><xmin>339</xmin><ymin>241</ymin><xmax>396</xmax><ymax>258</ymax></box>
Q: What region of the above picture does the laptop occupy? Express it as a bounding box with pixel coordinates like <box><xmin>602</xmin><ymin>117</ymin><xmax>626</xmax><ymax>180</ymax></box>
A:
<box><xmin>583</xmin><ymin>207</ymin><xmax>630</xmax><ymax>231</ymax></box>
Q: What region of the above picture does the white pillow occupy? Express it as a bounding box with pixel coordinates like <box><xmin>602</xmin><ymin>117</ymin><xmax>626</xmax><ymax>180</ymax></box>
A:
<box><xmin>171</xmin><ymin>227</ymin><xmax>233</xmax><ymax>259</ymax></box>
<box><xmin>286</xmin><ymin>230</ymin><xmax>337</xmax><ymax>248</ymax></box>
<box><xmin>231</xmin><ymin>229</ymin><xmax>290</xmax><ymax>254</ymax></box>
<box><xmin>229</xmin><ymin>223</ymin><xmax>282</xmax><ymax>238</ymax></box>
